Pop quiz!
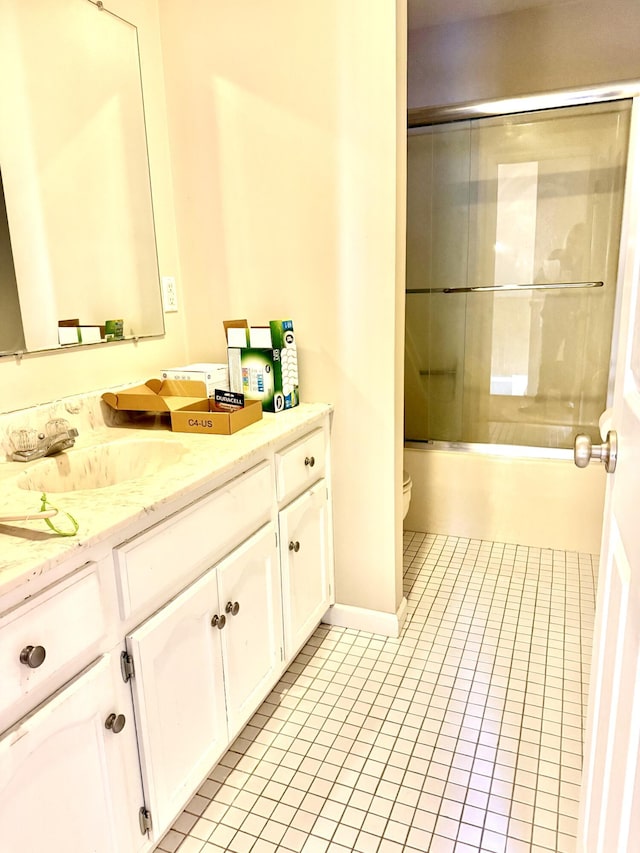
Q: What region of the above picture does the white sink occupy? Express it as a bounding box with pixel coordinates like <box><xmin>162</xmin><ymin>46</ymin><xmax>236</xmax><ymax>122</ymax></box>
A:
<box><xmin>17</xmin><ymin>438</ymin><xmax>187</xmax><ymax>493</ymax></box>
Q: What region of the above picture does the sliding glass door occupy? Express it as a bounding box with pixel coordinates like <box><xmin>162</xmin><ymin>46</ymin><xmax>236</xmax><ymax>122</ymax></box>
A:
<box><xmin>405</xmin><ymin>100</ymin><xmax>631</xmax><ymax>449</ymax></box>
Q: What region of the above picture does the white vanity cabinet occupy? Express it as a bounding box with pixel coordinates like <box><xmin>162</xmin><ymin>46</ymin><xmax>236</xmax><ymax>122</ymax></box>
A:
<box><xmin>0</xmin><ymin>651</ymin><xmax>145</xmax><ymax>853</ymax></box>
<box><xmin>276</xmin><ymin>428</ymin><xmax>333</xmax><ymax>661</ymax></box>
<box><xmin>124</xmin><ymin>524</ymin><xmax>282</xmax><ymax>842</ymax></box>
<box><xmin>0</xmin><ymin>406</ymin><xmax>334</xmax><ymax>853</ymax></box>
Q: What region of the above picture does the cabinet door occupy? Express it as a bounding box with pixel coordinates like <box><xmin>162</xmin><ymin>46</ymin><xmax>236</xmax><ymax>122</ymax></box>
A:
<box><xmin>127</xmin><ymin>569</ymin><xmax>228</xmax><ymax>839</ymax></box>
<box><xmin>279</xmin><ymin>482</ymin><xmax>331</xmax><ymax>660</ymax></box>
<box><xmin>217</xmin><ymin>525</ymin><xmax>283</xmax><ymax>739</ymax></box>
<box><xmin>0</xmin><ymin>654</ymin><xmax>144</xmax><ymax>853</ymax></box>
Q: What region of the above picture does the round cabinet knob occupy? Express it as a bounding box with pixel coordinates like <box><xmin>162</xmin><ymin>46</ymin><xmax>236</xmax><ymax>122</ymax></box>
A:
<box><xmin>304</xmin><ymin>456</ymin><xmax>315</xmax><ymax>468</ymax></box>
<box><xmin>19</xmin><ymin>645</ymin><xmax>46</xmax><ymax>669</ymax></box>
<box><xmin>574</xmin><ymin>430</ymin><xmax>617</xmax><ymax>474</ymax></box>
<box><xmin>225</xmin><ymin>601</ymin><xmax>240</xmax><ymax>616</ymax></box>
<box><xmin>105</xmin><ymin>713</ymin><xmax>126</xmax><ymax>734</ymax></box>
<box><xmin>288</xmin><ymin>540</ymin><xmax>301</xmax><ymax>552</ymax></box>
<box><xmin>211</xmin><ymin>613</ymin><xmax>227</xmax><ymax>629</ymax></box>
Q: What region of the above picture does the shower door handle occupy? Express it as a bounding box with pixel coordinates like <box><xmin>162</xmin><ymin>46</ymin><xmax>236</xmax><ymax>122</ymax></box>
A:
<box><xmin>574</xmin><ymin>431</ymin><xmax>617</xmax><ymax>474</ymax></box>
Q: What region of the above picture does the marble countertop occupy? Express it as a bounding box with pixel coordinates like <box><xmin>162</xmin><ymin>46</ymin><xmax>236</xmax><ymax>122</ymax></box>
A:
<box><xmin>0</xmin><ymin>402</ymin><xmax>331</xmax><ymax>601</ymax></box>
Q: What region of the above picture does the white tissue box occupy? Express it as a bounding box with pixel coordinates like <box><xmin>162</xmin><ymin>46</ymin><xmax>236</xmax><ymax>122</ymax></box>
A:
<box><xmin>161</xmin><ymin>363</ymin><xmax>229</xmax><ymax>396</ymax></box>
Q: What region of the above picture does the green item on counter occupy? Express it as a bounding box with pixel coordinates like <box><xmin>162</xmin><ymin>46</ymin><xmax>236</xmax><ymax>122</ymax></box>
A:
<box><xmin>40</xmin><ymin>493</ymin><xmax>79</xmax><ymax>537</ymax></box>
<box><xmin>105</xmin><ymin>319</ymin><xmax>124</xmax><ymax>340</ymax></box>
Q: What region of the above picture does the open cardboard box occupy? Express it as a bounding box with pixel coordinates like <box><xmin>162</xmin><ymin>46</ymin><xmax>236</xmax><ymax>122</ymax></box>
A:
<box><xmin>102</xmin><ymin>379</ymin><xmax>262</xmax><ymax>435</ymax></box>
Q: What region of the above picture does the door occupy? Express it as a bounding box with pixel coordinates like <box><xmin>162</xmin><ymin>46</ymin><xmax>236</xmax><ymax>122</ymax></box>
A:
<box><xmin>406</xmin><ymin>102</ymin><xmax>631</xmax><ymax>450</ymax></box>
<box><xmin>217</xmin><ymin>525</ymin><xmax>282</xmax><ymax>739</ymax></box>
<box><xmin>0</xmin><ymin>654</ymin><xmax>144</xmax><ymax>853</ymax></box>
<box><xmin>279</xmin><ymin>482</ymin><xmax>331</xmax><ymax>659</ymax></box>
<box><xmin>127</xmin><ymin>568</ymin><xmax>228</xmax><ymax>839</ymax></box>
<box><xmin>577</xmin><ymin>96</ymin><xmax>640</xmax><ymax>851</ymax></box>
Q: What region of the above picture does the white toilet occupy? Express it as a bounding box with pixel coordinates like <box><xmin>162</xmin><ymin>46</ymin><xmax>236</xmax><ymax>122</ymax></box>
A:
<box><xmin>402</xmin><ymin>470</ymin><xmax>412</xmax><ymax>520</ymax></box>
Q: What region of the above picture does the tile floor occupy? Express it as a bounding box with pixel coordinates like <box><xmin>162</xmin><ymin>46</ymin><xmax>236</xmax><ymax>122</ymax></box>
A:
<box><xmin>155</xmin><ymin>531</ymin><xmax>598</xmax><ymax>853</ymax></box>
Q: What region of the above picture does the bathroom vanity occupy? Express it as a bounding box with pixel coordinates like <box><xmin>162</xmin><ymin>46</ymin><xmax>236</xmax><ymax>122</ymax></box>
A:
<box><xmin>0</xmin><ymin>400</ymin><xmax>334</xmax><ymax>852</ymax></box>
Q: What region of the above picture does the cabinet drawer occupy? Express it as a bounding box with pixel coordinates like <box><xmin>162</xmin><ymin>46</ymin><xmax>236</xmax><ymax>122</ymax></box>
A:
<box><xmin>114</xmin><ymin>461</ymin><xmax>272</xmax><ymax>618</ymax></box>
<box><xmin>275</xmin><ymin>428</ymin><xmax>326</xmax><ymax>505</ymax></box>
<box><xmin>0</xmin><ymin>564</ymin><xmax>105</xmax><ymax>731</ymax></box>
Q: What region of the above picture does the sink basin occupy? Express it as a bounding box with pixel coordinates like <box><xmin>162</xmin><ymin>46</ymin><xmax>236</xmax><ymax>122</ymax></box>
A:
<box><xmin>17</xmin><ymin>438</ymin><xmax>187</xmax><ymax>493</ymax></box>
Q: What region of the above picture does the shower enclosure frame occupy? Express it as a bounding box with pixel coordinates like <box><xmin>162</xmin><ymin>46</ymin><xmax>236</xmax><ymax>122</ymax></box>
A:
<box><xmin>405</xmin><ymin>82</ymin><xmax>640</xmax><ymax>460</ymax></box>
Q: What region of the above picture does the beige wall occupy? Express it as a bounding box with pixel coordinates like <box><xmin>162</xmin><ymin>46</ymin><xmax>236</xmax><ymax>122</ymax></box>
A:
<box><xmin>408</xmin><ymin>0</ymin><xmax>640</xmax><ymax>109</ymax></box>
<box><xmin>158</xmin><ymin>0</ymin><xmax>406</xmax><ymax>617</ymax></box>
<box><xmin>0</xmin><ymin>0</ymin><xmax>187</xmax><ymax>413</ymax></box>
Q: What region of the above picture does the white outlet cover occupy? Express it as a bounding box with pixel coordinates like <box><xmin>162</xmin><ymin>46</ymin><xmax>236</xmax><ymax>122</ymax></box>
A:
<box><xmin>161</xmin><ymin>276</ymin><xmax>178</xmax><ymax>312</ymax></box>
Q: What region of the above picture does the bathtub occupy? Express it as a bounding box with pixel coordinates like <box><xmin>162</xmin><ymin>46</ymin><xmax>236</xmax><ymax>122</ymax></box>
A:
<box><xmin>404</xmin><ymin>442</ymin><xmax>606</xmax><ymax>553</ymax></box>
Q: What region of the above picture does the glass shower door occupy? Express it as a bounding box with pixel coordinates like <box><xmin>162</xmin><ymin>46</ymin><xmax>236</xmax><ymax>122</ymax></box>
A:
<box><xmin>405</xmin><ymin>121</ymin><xmax>471</xmax><ymax>443</ymax></box>
<box><xmin>405</xmin><ymin>100</ymin><xmax>631</xmax><ymax>450</ymax></box>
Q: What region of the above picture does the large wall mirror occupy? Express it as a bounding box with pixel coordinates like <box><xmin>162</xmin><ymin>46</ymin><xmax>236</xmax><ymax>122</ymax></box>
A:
<box><xmin>0</xmin><ymin>0</ymin><xmax>164</xmax><ymax>356</ymax></box>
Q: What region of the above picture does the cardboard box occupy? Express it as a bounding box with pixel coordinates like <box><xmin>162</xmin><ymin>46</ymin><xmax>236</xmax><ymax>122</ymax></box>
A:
<box><xmin>102</xmin><ymin>379</ymin><xmax>262</xmax><ymax>435</ymax></box>
<box><xmin>104</xmin><ymin>319</ymin><xmax>124</xmax><ymax>340</ymax></box>
<box><xmin>58</xmin><ymin>324</ymin><xmax>103</xmax><ymax>345</ymax></box>
<box><xmin>58</xmin><ymin>326</ymin><xmax>81</xmax><ymax>346</ymax></box>
<box><xmin>226</xmin><ymin>319</ymin><xmax>299</xmax><ymax>413</ymax></box>
<box><xmin>171</xmin><ymin>398</ymin><xmax>262</xmax><ymax>435</ymax></box>
<box><xmin>161</xmin><ymin>363</ymin><xmax>229</xmax><ymax>396</ymax></box>
<box><xmin>78</xmin><ymin>326</ymin><xmax>103</xmax><ymax>344</ymax></box>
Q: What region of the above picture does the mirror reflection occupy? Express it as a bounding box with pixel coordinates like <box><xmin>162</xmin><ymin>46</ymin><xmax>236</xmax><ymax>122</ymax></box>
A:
<box><xmin>0</xmin><ymin>172</ymin><xmax>25</xmax><ymax>353</ymax></box>
<box><xmin>0</xmin><ymin>0</ymin><xmax>164</xmax><ymax>356</ymax></box>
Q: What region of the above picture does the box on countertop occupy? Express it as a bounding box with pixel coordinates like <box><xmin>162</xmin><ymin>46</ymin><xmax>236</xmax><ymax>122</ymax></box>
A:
<box><xmin>161</xmin><ymin>362</ymin><xmax>229</xmax><ymax>396</ymax></box>
<box><xmin>225</xmin><ymin>319</ymin><xmax>299</xmax><ymax>413</ymax></box>
<box><xmin>58</xmin><ymin>324</ymin><xmax>103</xmax><ymax>345</ymax></box>
<box><xmin>101</xmin><ymin>379</ymin><xmax>262</xmax><ymax>435</ymax></box>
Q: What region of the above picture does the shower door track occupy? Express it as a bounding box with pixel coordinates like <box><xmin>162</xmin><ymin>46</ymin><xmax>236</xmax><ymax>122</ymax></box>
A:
<box><xmin>404</xmin><ymin>439</ymin><xmax>573</xmax><ymax>461</ymax></box>
<box><xmin>408</xmin><ymin>81</ymin><xmax>640</xmax><ymax>128</ymax></box>
<box><xmin>407</xmin><ymin>281</ymin><xmax>603</xmax><ymax>295</ymax></box>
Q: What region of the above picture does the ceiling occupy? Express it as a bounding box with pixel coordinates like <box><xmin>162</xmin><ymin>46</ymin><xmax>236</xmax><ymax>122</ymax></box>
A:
<box><xmin>407</xmin><ymin>0</ymin><xmax>570</xmax><ymax>31</ymax></box>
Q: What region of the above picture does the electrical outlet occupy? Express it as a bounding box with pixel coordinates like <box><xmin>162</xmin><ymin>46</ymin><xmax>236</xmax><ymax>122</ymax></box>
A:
<box><xmin>161</xmin><ymin>276</ymin><xmax>178</xmax><ymax>312</ymax></box>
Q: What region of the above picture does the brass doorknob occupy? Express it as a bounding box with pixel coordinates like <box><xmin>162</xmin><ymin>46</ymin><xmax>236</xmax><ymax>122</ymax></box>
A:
<box><xmin>289</xmin><ymin>540</ymin><xmax>300</xmax><ymax>552</ymax></box>
<box><xmin>304</xmin><ymin>456</ymin><xmax>315</xmax><ymax>467</ymax></box>
<box><xmin>19</xmin><ymin>645</ymin><xmax>46</xmax><ymax>668</ymax></box>
<box><xmin>105</xmin><ymin>713</ymin><xmax>126</xmax><ymax>734</ymax></box>
<box><xmin>225</xmin><ymin>601</ymin><xmax>240</xmax><ymax>616</ymax></box>
<box><xmin>574</xmin><ymin>430</ymin><xmax>617</xmax><ymax>473</ymax></box>
<box><xmin>211</xmin><ymin>613</ymin><xmax>226</xmax><ymax>629</ymax></box>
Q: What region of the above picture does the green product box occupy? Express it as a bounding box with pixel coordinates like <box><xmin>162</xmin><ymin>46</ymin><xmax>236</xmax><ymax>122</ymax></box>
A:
<box><xmin>227</xmin><ymin>320</ymin><xmax>299</xmax><ymax>413</ymax></box>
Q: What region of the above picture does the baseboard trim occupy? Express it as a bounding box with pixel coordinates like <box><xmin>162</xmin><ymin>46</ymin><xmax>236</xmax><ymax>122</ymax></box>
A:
<box><xmin>396</xmin><ymin>596</ymin><xmax>408</xmax><ymax>634</ymax></box>
<box><xmin>322</xmin><ymin>597</ymin><xmax>409</xmax><ymax>638</ymax></box>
